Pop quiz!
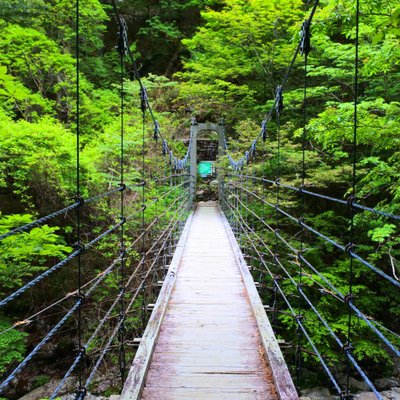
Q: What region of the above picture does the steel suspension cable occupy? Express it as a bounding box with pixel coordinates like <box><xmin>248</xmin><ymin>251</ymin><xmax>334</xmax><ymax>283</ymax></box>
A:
<box><xmin>344</xmin><ymin>1</ymin><xmax>360</xmax><ymax>396</ymax></box>
<box><xmin>222</xmin><ymin>193</ymin><xmax>343</xmax><ymax>394</ymax></box>
<box><xmin>140</xmin><ymin>88</ymin><xmax>147</xmax><ymax>332</ymax></box>
<box><xmin>75</xmin><ymin>1</ymin><xmax>85</xmax><ymax>394</ymax></box>
<box><xmin>224</xmin><ymin>195</ymin><xmax>386</xmax><ymax>397</ymax></box>
<box><xmin>117</xmin><ymin>19</ymin><xmax>127</xmax><ymax>387</ymax></box>
<box><xmin>225</xmin><ymin>183</ymin><xmax>399</xmax><ymax>356</ymax></box>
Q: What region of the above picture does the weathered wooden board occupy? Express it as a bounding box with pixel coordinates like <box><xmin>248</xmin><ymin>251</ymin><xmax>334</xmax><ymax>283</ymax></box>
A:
<box><xmin>122</xmin><ymin>202</ymin><xmax>296</xmax><ymax>400</ymax></box>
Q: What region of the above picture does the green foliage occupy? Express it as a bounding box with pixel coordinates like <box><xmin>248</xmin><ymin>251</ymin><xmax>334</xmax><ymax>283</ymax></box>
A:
<box><xmin>0</xmin><ymin>316</ymin><xmax>27</xmax><ymax>374</ymax></box>
<box><xmin>176</xmin><ymin>0</ymin><xmax>304</xmax><ymax>120</ymax></box>
<box><xmin>0</xmin><ymin>214</ymin><xmax>71</xmax><ymax>293</ymax></box>
<box><xmin>0</xmin><ymin>0</ymin><xmax>398</xmax><ymax>391</ymax></box>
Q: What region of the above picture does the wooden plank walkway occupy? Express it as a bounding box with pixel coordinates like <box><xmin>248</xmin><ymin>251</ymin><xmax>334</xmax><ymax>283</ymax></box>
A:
<box><xmin>121</xmin><ymin>202</ymin><xmax>297</xmax><ymax>400</ymax></box>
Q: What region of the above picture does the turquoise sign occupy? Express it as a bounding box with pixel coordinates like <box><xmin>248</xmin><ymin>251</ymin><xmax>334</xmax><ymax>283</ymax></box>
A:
<box><xmin>198</xmin><ymin>161</ymin><xmax>213</xmax><ymax>177</ymax></box>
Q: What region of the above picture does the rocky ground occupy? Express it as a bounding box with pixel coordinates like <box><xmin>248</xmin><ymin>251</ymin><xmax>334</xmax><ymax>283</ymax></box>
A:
<box><xmin>18</xmin><ymin>376</ymin><xmax>400</xmax><ymax>400</ymax></box>
<box><xmin>299</xmin><ymin>378</ymin><xmax>400</xmax><ymax>400</ymax></box>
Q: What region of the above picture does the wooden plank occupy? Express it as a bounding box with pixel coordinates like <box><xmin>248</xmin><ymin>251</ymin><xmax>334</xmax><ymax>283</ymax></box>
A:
<box><xmin>218</xmin><ymin>204</ymin><xmax>299</xmax><ymax>400</ymax></box>
<box><xmin>142</xmin><ymin>388</ymin><xmax>267</xmax><ymax>400</ymax></box>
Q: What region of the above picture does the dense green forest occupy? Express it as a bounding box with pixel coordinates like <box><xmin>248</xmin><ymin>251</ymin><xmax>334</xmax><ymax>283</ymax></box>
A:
<box><xmin>0</xmin><ymin>0</ymin><xmax>399</xmax><ymax>398</ymax></box>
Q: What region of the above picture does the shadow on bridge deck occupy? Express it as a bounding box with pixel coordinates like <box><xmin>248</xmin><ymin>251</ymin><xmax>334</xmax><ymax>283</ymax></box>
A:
<box><xmin>121</xmin><ymin>202</ymin><xmax>297</xmax><ymax>400</ymax></box>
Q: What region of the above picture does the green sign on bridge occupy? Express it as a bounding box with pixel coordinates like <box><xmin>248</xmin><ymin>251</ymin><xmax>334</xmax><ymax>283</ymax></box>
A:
<box><xmin>198</xmin><ymin>161</ymin><xmax>213</xmax><ymax>177</ymax></box>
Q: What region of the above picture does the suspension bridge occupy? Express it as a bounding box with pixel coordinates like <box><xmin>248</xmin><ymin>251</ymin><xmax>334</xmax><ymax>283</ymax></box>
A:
<box><xmin>0</xmin><ymin>0</ymin><xmax>399</xmax><ymax>399</ymax></box>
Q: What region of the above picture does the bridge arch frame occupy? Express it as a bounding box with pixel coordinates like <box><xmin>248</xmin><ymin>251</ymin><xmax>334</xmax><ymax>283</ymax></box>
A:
<box><xmin>189</xmin><ymin>120</ymin><xmax>225</xmax><ymax>200</ymax></box>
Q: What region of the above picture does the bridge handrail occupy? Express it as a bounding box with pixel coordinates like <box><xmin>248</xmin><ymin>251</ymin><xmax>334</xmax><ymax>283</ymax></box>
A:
<box><xmin>224</xmin><ymin>173</ymin><xmax>400</xmax><ymax>221</ymax></box>
<box><xmin>222</xmin><ymin>195</ymin><xmax>385</xmax><ymax>399</ymax></box>
<box><xmin>229</xmin><ymin>181</ymin><xmax>400</xmax><ymax>288</ymax></box>
<box><xmin>225</xmin><ymin>184</ymin><xmax>400</xmax><ymax>356</ymax></box>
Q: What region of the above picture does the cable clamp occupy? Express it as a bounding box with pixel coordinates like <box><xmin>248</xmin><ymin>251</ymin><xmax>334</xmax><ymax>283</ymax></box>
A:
<box><xmin>345</xmin><ymin>242</ymin><xmax>355</xmax><ymax>255</ymax></box>
<box><xmin>296</xmin><ymin>249</ymin><xmax>303</xmax><ymax>258</ymax></box>
<box><xmin>300</xmin><ymin>19</ymin><xmax>311</xmax><ymax>56</ymax></box>
<box><xmin>76</xmin><ymin>292</ymin><xmax>86</xmax><ymax>304</ymax></box>
<box><xmin>74</xmin><ymin>243</ymin><xmax>86</xmax><ymax>255</ymax></box>
<box><xmin>298</xmin><ymin>184</ymin><xmax>305</xmax><ymax>194</ymax></box>
<box><xmin>296</xmin><ymin>283</ymin><xmax>303</xmax><ymax>291</ymax></box>
<box><xmin>261</xmin><ymin>119</ymin><xmax>268</xmax><ymax>142</ymax></box>
<box><xmin>153</xmin><ymin>120</ymin><xmax>160</xmax><ymax>142</ymax></box>
<box><xmin>275</xmin><ymin>178</ymin><xmax>281</xmax><ymax>186</ymax></box>
<box><xmin>273</xmin><ymin>274</ymin><xmax>281</xmax><ymax>283</ymax></box>
<box><xmin>274</xmin><ymin>229</ymin><xmax>280</xmax><ymax>236</ymax></box>
<box><xmin>295</xmin><ymin>314</ymin><xmax>304</xmax><ymax>321</ymax></box>
<box><xmin>342</xmin><ymin>341</ymin><xmax>353</xmax><ymax>354</ymax></box>
<box><xmin>139</xmin><ymin>87</ymin><xmax>148</xmax><ymax>114</ymax></box>
<box><xmin>119</xmin><ymin>248</ymin><xmax>127</xmax><ymax>259</ymax></box>
<box><xmin>75</xmin><ymin>387</ymin><xmax>87</xmax><ymax>400</ymax></box>
<box><xmin>120</xmin><ymin>216</ymin><xmax>127</xmax><ymax>225</ymax></box>
<box><xmin>344</xmin><ymin>293</ymin><xmax>355</xmax><ymax>305</ymax></box>
<box><xmin>275</xmin><ymin>85</ymin><xmax>284</xmax><ymax>115</ymax></box>
<box><xmin>298</xmin><ymin>217</ymin><xmax>304</xmax><ymax>226</ymax></box>
<box><xmin>119</xmin><ymin>311</ymin><xmax>126</xmax><ymax>323</ymax></box>
<box><xmin>162</xmin><ymin>139</ymin><xmax>168</xmax><ymax>157</ymax></box>
<box><xmin>78</xmin><ymin>346</ymin><xmax>86</xmax><ymax>357</ymax></box>
<box><xmin>340</xmin><ymin>391</ymin><xmax>353</xmax><ymax>400</ymax></box>
<box><xmin>74</xmin><ymin>196</ymin><xmax>85</xmax><ymax>208</ymax></box>
<box><xmin>117</xmin><ymin>17</ymin><xmax>129</xmax><ymax>56</ymax></box>
<box><xmin>153</xmin><ymin>177</ymin><xmax>159</xmax><ymax>183</ymax></box>
<box><xmin>346</xmin><ymin>194</ymin><xmax>356</xmax><ymax>210</ymax></box>
<box><xmin>119</xmin><ymin>183</ymin><xmax>127</xmax><ymax>192</ymax></box>
<box><xmin>142</xmin><ymin>204</ymin><xmax>147</xmax><ymax>211</ymax></box>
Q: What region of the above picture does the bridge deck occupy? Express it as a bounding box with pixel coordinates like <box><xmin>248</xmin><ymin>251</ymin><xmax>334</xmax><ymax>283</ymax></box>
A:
<box><xmin>121</xmin><ymin>202</ymin><xmax>297</xmax><ymax>400</ymax></box>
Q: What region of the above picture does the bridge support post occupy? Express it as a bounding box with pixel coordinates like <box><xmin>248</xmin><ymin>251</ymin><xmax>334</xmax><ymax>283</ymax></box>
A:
<box><xmin>189</xmin><ymin>119</ymin><xmax>226</xmax><ymax>202</ymax></box>
<box><xmin>217</xmin><ymin>119</ymin><xmax>225</xmax><ymax>202</ymax></box>
<box><xmin>189</xmin><ymin>118</ymin><xmax>197</xmax><ymax>202</ymax></box>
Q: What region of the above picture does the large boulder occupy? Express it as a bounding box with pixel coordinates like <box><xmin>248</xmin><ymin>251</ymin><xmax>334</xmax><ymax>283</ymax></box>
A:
<box><xmin>300</xmin><ymin>387</ymin><xmax>337</xmax><ymax>399</ymax></box>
